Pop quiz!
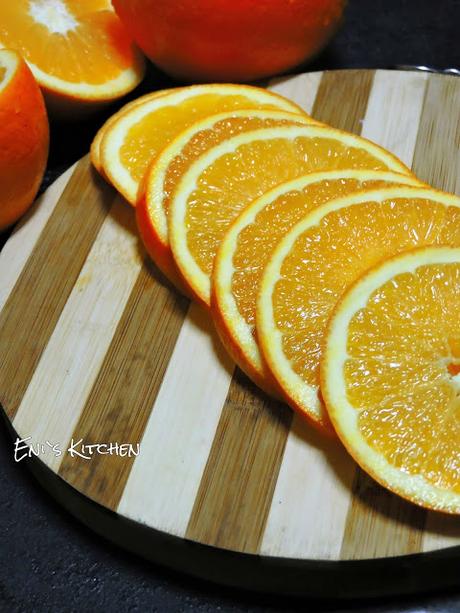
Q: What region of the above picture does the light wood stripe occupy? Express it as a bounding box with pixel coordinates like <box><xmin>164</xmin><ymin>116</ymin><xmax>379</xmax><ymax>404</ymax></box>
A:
<box><xmin>340</xmin><ymin>69</ymin><xmax>429</xmax><ymax>559</ymax></box>
<box><xmin>0</xmin><ymin>157</ymin><xmax>113</xmax><ymax>420</ymax></box>
<box><xmin>361</xmin><ymin>70</ymin><xmax>428</xmax><ymax>165</ymax></box>
<box><xmin>312</xmin><ymin>69</ymin><xmax>374</xmax><ymax>130</ymax></box>
<box><xmin>117</xmin><ymin>302</ymin><xmax>234</xmax><ymax>536</ymax></box>
<box><xmin>261</xmin><ymin>415</ymin><xmax>354</xmax><ymax>559</ymax></box>
<box><xmin>0</xmin><ymin>163</ymin><xmax>77</xmax><ymax>313</ymax></box>
<box><xmin>268</xmin><ymin>71</ymin><xmax>323</xmax><ymax>116</ymax></box>
<box><xmin>186</xmin><ymin>371</ymin><xmax>291</xmax><ymax>553</ymax></box>
<box><xmin>187</xmin><ymin>70</ymin><xmax>374</xmax><ymax>553</ymax></box>
<box><xmin>423</xmin><ymin>513</ymin><xmax>460</xmax><ymax>553</ymax></box>
<box><xmin>411</xmin><ymin>73</ymin><xmax>460</xmax><ymax>193</ymax></box>
<box><xmin>58</xmin><ymin>257</ymin><xmax>188</xmax><ymax>510</ymax></box>
<box><xmin>13</xmin><ymin>197</ymin><xmax>142</xmax><ymax>471</ymax></box>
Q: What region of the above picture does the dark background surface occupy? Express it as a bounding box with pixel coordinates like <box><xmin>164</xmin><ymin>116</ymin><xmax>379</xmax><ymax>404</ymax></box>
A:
<box><xmin>1</xmin><ymin>0</ymin><xmax>460</xmax><ymax>611</ymax></box>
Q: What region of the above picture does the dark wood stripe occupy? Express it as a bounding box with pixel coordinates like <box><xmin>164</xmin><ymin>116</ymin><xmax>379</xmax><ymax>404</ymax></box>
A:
<box><xmin>58</xmin><ymin>258</ymin><xmax>189</xmax><ymax>511</ymax></box>
<box><xmin>312</xmin><ymin>69</ymin><xmax>375</xmax><ymax>133</ymax></box>
<box><xmin>411</xmin><ymin>73</ymin><xmax>460</xmax><ymax>193</ymax></box>
<box><xmin>186</xmin><ymin>370</ymin><xmax>291</xmax><ymax>553</ymax></box>
<box><xmin>340</xmin><ymin>470</ymin><xmax>426</xmax><ymax>559</ymax></box>
<box><xmin>0</xmin><ymin>157</ymin><xmax>112</xmax><ymax>420</ymax></box>
<box><xmin>186</xmin><ymin>70</ymin><xmax>377</xmax><ymax>554</ymax></box>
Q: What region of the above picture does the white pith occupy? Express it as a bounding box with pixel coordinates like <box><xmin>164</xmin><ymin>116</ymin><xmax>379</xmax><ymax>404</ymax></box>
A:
<box><xmin>29</xmin><ymin>0</ymin><xmax>78</xmax><ymax>35</ymax></box>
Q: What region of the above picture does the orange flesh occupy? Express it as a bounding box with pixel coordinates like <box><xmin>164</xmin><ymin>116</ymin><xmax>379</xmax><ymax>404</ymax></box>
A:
<box><xmin>0</xmin><ymin>1</ymin><xmax>136</xmax><ymax>83</ymax></box>
<box><xmin>274</xmin><ymin>199</ymin><xmax>460</xmax><ymax>392</ymax></box>
<box><xmin>122</xmin><ymin>94</ymin><xmax>303</xmax><ymax>183</ymax></box>
<box><xmin>160</xmin><ymin>114</ymin><xmax>310</xmax><ymax>218</ymax></box>
<box><xmin>0</xmin><ymin>67</ymin><xmax>5</xmax><ymax>85</ymax></box>
<box><xmin>187</xmin><ymin>138</ymin><xmax>392</xmax><ymax>275</ymax></box>
<box><xmin>344</xmin><ymin>263</ymin><xmax>460</xmax><ymax>493</ymax></box>
<box><xmin>232</xmin><ymin>177</ymin><xmax>411</xmax><ymax>329</ymax></box>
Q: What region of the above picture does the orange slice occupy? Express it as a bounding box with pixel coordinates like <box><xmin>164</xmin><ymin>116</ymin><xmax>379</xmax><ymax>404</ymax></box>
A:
<box><xmin>100</xmin><ymin>84</ymin><xmax>308</xmax><ymax>204</ymax></box>
<box><xmin>257</xmin><ymin>187</ymin><xmax>460</xmax><ymax>433</ymax></box>
<box><xmin>0</xmin><ymin>49</ymin><xmax>49</xmax><ymax>229</ymax></box>
<box><xmin>321</xmin><ymin>246</ymin><xmax>460</xmax><ymax>513</ymax></box>
<box><xmin>0</xmin><ymin>1</ymin><xmax>145</xmax><ymax>114</ymax></box>
<box><xmin>169</xmin><ymin>125</ymin><xmax>414</xmax><ymax>307</ymax></box>
<box><xmin>211</xmin><ymin>170</ymin><xmax>422</xmax><ymax>395</ymax></box>
<box><xmin>90</xmin><ymin>88</ymin><xmax>171</xmax><ymax>178</ymax></box>
<box><xmin>137</xmin><ymin>108</ymin><xmax>316</xmax><ymax>290</ymax></box>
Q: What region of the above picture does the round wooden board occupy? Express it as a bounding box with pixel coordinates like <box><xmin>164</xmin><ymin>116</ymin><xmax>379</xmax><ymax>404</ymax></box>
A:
<box><xmin>1</xmin><ymin>69</ymin><xmax>459</xmax><ymax>597</ymax></box>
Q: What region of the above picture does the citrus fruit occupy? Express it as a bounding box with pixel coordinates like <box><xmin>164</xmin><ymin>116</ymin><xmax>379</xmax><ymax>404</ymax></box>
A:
<box><xmin>100</xmin><ymin>84</ymin><xmax>308</xmax><ymax>204</ymax></box>
<box><xmin>90</xmin><ymin>88</ymin><xmax>170</xmax><ymax>178</ymax></box>
<box><xmin>137</xmin><ymin>109</ymin><xmax>316</xmax><ymax>290</ymax></box>
<box><xmin>0</xmin><ymin>49</ymin><xmax>49</xmax><ymax>230</ymax></box>
<box><xmin>113</xmin><ymin>0</ymin><xmax>346</xmax><ymax>82</ymax></box>
<box><xmin>322</xmin><ymin>246</ymin><xmax>460</xmax><ymax>513</ymax></box>
<box><xmin>211</xmin><ymin>170</ymin><xmax>422</xmax><ymax>395</ymax></box>
<box><xmin>257</xmin><ymin>186</ymin><xmax>460</xmax><ymax>433</ymax></box>
<box><xmin>168</xmin><ymin>125</ymin><xmax>413</xmax><ymax>307</ymax></box>
<box><xmin>0</xmin><ymin>1</ymin><xmax>145</xmax><ymax>115</ymax></box>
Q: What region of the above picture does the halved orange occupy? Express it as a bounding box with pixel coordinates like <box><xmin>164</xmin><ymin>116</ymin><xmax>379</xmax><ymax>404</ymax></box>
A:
<box><xmin>0</xmin><ymin>49</ymin><xmax>49</xmax><ymax>229</ymax></box>
<box><xmin>168</xmin><ymin>125</ymin><xmax>414</xmax><ymax>307</ymax></box>
<box><xmin>0</xmin><ymin>1</ymin><xmax>145</xmax><ymax>114</ymax></box>
<box><xmin>257</xmin><ymin>186</ymin><xmax>460</xmax><ymax>433</ymax></box>
<box><xmin>100</xmin><ymin>84</ymin><xmax>308</xmax><ymax>204</ymax></box>
<box><xmin>137</xmin><ymin>109</ymin><xmax>316</xmax><ymax>290</ymax></box>
<box><xmin>90</xmin><ymin>88</ymin><xmax>171</xmax><ymax>178</ymax></box>
<box><xmin>211</xmin><ymin>170</ymin><xmax>422</xmax><ymax>395</ymax></box>
<box><xmin>322</xmin><ymin>246</ymin><xmax>460</xmax><ymax>513</ymax></box>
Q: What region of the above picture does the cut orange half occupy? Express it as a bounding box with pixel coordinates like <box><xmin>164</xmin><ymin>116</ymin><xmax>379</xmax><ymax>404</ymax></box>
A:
<box><xmin>0</xmin><ymin>1</ymin><xmax>145</xmax><ymax>113</ymax></box>
<box><xmin>257</xmin><ymin>187</ymin><xmax>460</xmax><ymax>433</ymax></box>
<box><xmin>100</xmin><ymin>84</ymin><xmax>308</xmax><ymax>204</ymax></box>
<box><xmin>211</xmin><ymin>170</ymin><xmax>422</xmax><ymax>395</ymax></box>
<box><xmin>321</xmin><ymin>246</ymin><xmax>460</xmax><ymax>513</ymax></box>
<box><xmin>168</xmin><ymin>125</ymin><xmax>414</xmax><ymax>307</ymax></box>
<box><xmin>137</xmin><ymin>109</ymin><xmax>316</xmax><ymax>290</ymax></box>
<box><xmin>90</xmin><ymin>88</ymin><xmax>171</xmax><ymax>178</ymax></box>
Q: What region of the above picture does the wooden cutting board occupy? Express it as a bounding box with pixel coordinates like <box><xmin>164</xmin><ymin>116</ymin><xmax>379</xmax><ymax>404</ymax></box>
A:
<box><xmin>1</xmin><ymin>69</ymin><xmax>459</xmax><ymax>597</ymax></box>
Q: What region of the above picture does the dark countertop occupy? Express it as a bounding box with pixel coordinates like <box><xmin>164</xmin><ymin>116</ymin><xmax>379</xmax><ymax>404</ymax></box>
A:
<box><xmin>1</xmin><ymin>1</ymin><xmax>460</xmax><ymax>611</ymax></box>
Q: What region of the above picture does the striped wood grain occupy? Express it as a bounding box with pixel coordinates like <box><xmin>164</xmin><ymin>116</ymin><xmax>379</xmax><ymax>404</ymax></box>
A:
<box><xmin>0</xmin><ymin>71</ymin><xmax>458</xmax><ymax>564</ymax></box>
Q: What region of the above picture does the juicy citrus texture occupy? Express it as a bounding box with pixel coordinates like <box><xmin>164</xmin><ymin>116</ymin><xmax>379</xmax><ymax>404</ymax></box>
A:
<box><xmin>90</xmin><ymin>88</ymin><xmax>170</xmax><ymax>177</ymax></box>
<box><xmin>0</xmin><ymin>0</ymin><xmax>145</xmax><ymax>110</ymax></box>
<box><xmin>100</xmin><ymin>84</ymin><xmax>307</xmax><ymax>204</ymax></box>
<box><xmin>0</xmin><ymin>49</ymin><xmax>49</xmax><ymax>229</ymax></box>
<box><xmin>137</xmin><ymin>109</ymin><xmax>314</xmax><ymax>289</ymax></box>
<box><xmin>322</xmin><ymin>247</ymin><xmax>460</xmax><ymax>513</ymax></box>
<box><xmin>113</xmin><ymin>0</ymin><xmax>345</xmax><ymax>82</ymax></box>
<box><xmin>211</xmin><ymin>170</ymin><xmax>422</xmax><ymax>393</ymax></box>
<box><xmin>169</xmin><ymin>125</ymin><xmax>413</xmax><ymax>306</ymax></box>
<box><xmin>257</xmin><ymin>187</ymin><xmax>460</xmax><ymax>433</ymax></box>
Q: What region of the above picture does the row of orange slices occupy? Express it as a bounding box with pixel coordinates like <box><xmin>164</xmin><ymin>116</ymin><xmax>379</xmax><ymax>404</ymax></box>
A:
<box><xmin>91</xmin><ymin>83</ymin><xmax>460</xmax><ymax>515</ymax></box>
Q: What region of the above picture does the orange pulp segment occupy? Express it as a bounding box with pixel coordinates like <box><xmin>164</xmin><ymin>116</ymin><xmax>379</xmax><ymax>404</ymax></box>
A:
<box><xmin>257</xmin><ymin>187</ymin><xmax>460</xmax><ymax>432</ymax></box>
<box><xmin>322</xmin><ymin>246</ymin><xmax>460</xmax><ymax>513</ymax></box>
<box><xmin>169</xmin><ymin>125</ymin><xmax>414</xmax><ymax>307</ymax></box>
<box><xmin>211</xmin><ymin>170</ymin><xmax>422</xmax><ymax>394</ymax></box>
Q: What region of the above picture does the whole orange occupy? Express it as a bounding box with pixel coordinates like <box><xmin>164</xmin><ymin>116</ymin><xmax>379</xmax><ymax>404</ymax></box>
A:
<box><xmin>0</xmin><ymin>50</ymin><xmax>49</xmax><ymax>230</ymax></box>
<box><xmin>112</xmin><ymin>0</ymin><xmax>346</xmax><ymax>82</ymax></box>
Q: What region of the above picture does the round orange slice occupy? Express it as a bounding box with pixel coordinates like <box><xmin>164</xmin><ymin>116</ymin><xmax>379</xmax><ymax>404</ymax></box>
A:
<box><xmin>100</xmin><ymin>84</ymin><xmax>308</xmax><ymax>204</ymax></box>
<box><xmin>137</xmin><ymin>108</ymin><xmax>316</xmax><ymax>290</ymax></box>
<box><xmin>321</xmin><ymin>246</ymin><xmax>460</xmax><ymax>514</ymax></box>
<box><xmin>0</xmin><ymin>1</ymin><xmax>145</xmax><ymax>114</ymax></box>
<box><xmin>90</xmin><ymin>88</ymin><xmax>171</xmax><ymax>178</ymax></box>
<box><xmin>211</xmin><ymin>170</ymin><xmax>422</xmax><ymax>395</ymax></box>
<box><xmin>257</xmin><ymin>186</ymin><xmax>460</xmax><ymax>433</ymax></box>
<box><xmin>168</xmin><ymin>125</ymin><xmax>414</xmax><ymax>307</ymax></box>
